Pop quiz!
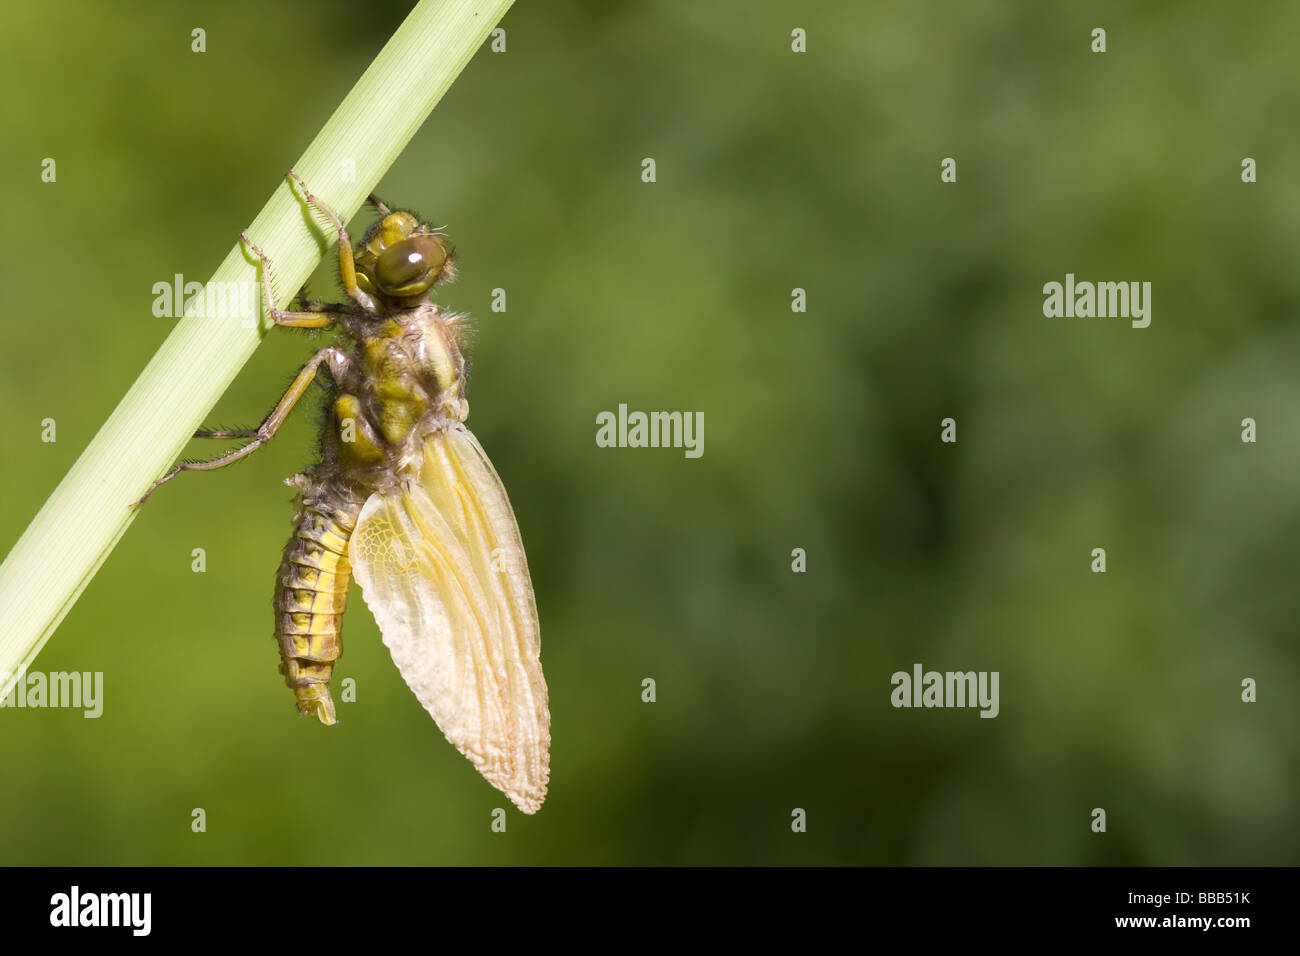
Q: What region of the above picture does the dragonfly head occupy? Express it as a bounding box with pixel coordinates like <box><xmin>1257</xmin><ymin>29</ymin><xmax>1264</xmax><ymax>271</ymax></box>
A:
<box><xmin>355</xmin><ymin>212</ymin><xmax>456</xmax><ymax>300</ymax></box>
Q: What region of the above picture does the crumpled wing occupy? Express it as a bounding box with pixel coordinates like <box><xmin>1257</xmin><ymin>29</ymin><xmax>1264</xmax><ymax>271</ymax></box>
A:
<box><xmin>349</xmin><ymin>423</ymin><xmax>550</xmax><ymax>813</ymax></box>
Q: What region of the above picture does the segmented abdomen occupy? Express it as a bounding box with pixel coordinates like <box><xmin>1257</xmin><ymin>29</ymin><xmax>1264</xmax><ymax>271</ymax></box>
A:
<box><xmin>274</xmin><ymin>483</ymin><xmax>363</xmax><ymax>725</ymax></box>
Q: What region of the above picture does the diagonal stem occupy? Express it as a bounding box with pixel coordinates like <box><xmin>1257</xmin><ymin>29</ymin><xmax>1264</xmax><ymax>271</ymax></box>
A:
<box><xmin>0</xmin><ymin>0</ymin><xmax>515</xmax><ymax>699</ymax></box>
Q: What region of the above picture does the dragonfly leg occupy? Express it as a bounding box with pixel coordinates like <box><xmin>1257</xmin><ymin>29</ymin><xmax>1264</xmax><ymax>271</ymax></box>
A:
<box><xmin>367</xmin><ymin>192</ymin><xmax>393</xmax><ymax>216</ymax></box>
<box><xmin>134</xmin><ymin>346</ymin><xmax>351</xmax><ymax>507</ymax></box>
<box><xmin>193</xmin><ymin>427</ymin><xmax>258</xmax><ymax>439</ymax></box>
<box><xmin>239</xmin><ymin>231</ymin><xmax>347</xmax><ymax>329</ymax></box>
<box><xmin>286</xmin><ymin>169</ymin><xmax>378</xmax><ymax>313</ymax></box>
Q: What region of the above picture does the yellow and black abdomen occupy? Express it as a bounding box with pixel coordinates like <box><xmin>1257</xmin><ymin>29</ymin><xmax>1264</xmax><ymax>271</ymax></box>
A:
<box><xmin>274</xmin><ymin>484</ymin><xmax>363</xmax><ymax>724</ymax></box>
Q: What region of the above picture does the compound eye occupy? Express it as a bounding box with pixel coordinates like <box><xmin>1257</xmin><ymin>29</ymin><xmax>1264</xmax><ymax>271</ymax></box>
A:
<box><xmin>373</xmin><ymin>235</ymin><xmax>451</xmax><ymax>296</ymax></box>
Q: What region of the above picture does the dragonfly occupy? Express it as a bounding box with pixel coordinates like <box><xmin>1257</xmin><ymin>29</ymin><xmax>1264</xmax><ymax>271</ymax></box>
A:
<box><xmin>140</xmin><ymin>171</ymin><xmax>550</xmax><ymax>813</ymax></box>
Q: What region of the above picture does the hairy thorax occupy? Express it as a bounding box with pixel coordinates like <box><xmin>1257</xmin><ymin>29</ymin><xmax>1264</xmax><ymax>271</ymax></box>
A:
<box><xmin>331</xmin><ymin>304</ymin><xmax>468</xmax><ymax>488</ymax></box>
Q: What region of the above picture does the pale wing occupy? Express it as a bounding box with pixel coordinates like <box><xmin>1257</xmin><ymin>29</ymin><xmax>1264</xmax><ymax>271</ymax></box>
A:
<box><xmin>350</xmin><ymin>423</ymin><xmax>550</xmax><ymax>813</ymax></box>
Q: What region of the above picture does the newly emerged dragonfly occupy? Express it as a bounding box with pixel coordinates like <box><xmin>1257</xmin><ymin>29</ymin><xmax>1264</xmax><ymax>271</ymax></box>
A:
<box><xmin>141</xmin><ymin>171</ymin><xmax>550</xmax><ymax>813</ymax></box>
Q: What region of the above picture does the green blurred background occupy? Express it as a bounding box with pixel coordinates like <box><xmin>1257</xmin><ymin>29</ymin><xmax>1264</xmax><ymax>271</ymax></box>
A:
<box><xmin>1</xmin><ymin>0</ymin><xmax>1297</xmax><ymax>865</ymax></box>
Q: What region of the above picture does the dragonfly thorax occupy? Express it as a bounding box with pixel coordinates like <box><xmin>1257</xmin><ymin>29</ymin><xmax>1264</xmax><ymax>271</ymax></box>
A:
<box><xmin>346</xmin><ymin>306</ymin><xmax>466</xmax><ymax>455</ymax></box>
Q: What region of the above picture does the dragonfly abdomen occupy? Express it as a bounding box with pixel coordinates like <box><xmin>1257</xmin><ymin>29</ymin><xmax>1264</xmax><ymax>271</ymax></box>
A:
<box><xmin>274</xmin><ymin>481</ymin><xmax>363</xmax><ymax>725</ymax></box>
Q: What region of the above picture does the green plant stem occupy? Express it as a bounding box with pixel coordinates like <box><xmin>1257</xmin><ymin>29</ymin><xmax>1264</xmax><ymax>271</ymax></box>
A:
<box><xmin>0</xmin><ymin>0</ymin><xmax>514</xmax><ymax>697</ymax></box>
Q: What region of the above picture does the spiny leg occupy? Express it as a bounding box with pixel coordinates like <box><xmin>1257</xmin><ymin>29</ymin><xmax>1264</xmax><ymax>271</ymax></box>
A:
<box><xmin>193</xmin><ymin>427</ymin><xmax>259</xmax><ymax>439</ymax></box>
<box><xmin>240</xmin><ymin>230</ymin><xmax>346</xmax><ymax>329</ymax></box>
<box><xmin>134</xmin><ymin>346</ymin><xmax>350</xmax><ymax>507</ymax></box>
<box><xmin>286</xmin><ymin>168</ymin><xmax>377</xmax><ymax>313</ymax></box>
<box><xmin>367</xmin><ymin>192</ymin><xmax>392</xmax><ymax>216</ymax></box>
